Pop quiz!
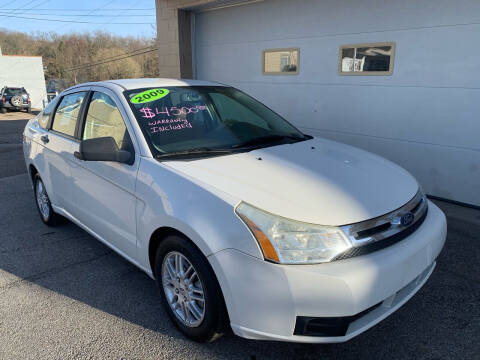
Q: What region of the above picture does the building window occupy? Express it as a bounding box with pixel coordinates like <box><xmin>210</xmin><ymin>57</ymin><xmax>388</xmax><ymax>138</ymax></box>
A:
<box><xmin>339</xmin><ymin>42</ymin><xmax>395</xmax><ymax>75</ymax></box>
<box><xmin>262</xmin><ymin>48</ymin><xmax>299</xmax><ymax>75</ymax></box>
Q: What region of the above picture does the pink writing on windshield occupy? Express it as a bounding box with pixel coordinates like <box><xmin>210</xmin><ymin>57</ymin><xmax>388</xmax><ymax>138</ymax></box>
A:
<box><xmin>139</xmin><ymin>107</ymin><xmax>156</xmax><ymax>119</ymax></box>
<box><xmin>139</xmin><ymin>105</ymin><xmax>207</xmax><ymax>119</ymax></box>
<box><xmin>150</xmin><ymin>122</ymin><xmax>192</xmax><ymax>133</ymax></box>
<box><xmin>148</xmin><ymin>118</ymin><xmax>190</xmax><ymax>126</ymax></box>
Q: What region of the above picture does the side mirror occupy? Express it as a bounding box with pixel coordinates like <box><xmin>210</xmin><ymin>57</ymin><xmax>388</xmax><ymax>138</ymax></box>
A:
<box><xmin>74</xmin><ymin>137</ymin><xmax>132</xmax><ymax>164</ymax></box>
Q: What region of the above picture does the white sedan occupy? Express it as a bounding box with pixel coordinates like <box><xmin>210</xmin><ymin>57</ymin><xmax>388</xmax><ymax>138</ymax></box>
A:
<box><xmin>23</xmin><ymin>79</ymin><xmax>446</xmax><ymax>343</ymax></box>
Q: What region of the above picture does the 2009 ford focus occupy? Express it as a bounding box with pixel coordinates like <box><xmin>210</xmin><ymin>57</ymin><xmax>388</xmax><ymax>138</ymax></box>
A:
<box><xmin>23</xmin><ymin>79</ymin><xmax>446</xmax><ymax>343</ymax></box>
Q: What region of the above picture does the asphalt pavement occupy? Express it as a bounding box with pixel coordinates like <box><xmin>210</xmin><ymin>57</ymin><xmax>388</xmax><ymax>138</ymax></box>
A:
<box><xmin>0</xmin><ymin>112</ymin><xmax>478</xmax><ymax>359</ymax></box>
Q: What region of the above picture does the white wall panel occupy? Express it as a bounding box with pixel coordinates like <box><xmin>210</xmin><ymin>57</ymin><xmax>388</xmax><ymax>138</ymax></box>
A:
<box><xmin>0</xmin><ymin>56</ymin><xmax>47</xmax><ymax>109</ymax></box>
<box><xmin>195</xmin><ymin>0</ymin><xmax>480</xmax><ymax>205</ymax></box>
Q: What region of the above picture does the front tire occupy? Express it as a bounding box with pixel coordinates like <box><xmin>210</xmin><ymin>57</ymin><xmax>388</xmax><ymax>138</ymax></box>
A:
<box><xmin>0</xmin><ymin>108</ymin><xmax>6</xmax><ymax>114</ymax></box>
<box><xmin>154</xmin><ymin>235</ymin><xmax>228</xmax><ymax>342</ymax></box>
<box><xmin>33</xmin><ymin>174</ymin><xmax>63</xmax><ymax>226</ymax></box>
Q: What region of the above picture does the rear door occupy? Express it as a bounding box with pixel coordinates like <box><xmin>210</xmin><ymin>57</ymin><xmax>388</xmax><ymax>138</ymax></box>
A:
<box><xmin>70</xmin><ymin>87</ymin><xmax>140</xmax><ymax>258</ymax></box>
<box><xmin>36</xmin><ymin>90</ymin><xmax>88</xmax><ymax>212</ymax></box>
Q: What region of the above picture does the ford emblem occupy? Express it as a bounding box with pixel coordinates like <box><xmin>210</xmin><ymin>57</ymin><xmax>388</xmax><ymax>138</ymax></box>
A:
<box><xmin>400</xmin><ymin>212</ymin><xmax>415</xmax><ymax>226</ymax></box>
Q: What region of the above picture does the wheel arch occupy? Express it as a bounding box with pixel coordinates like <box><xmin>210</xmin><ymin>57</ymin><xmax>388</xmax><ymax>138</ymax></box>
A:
<box><xmin>29</xmin><ymin>164</ymin><xmax>39</xmax><ymax>184</ymax></box>
<box><xmin>148</xmin><ymin>226</ymin><xmax>187</xmax><ymax>277</ymax></box>
<box><xmin>148</xmin><ymin>225</ymin><xmax>231</xmax><ymax>328</ymax></box>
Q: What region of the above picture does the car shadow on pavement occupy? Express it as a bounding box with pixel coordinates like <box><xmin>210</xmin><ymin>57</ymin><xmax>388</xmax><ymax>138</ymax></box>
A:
<box><xmin>0</xmin><ymin>173</ymin><xmax>478</xmax><ymax>359</ymax></box>
<box><xmin>0</xmin><ymin>119</ymin><xmax>31</xmax><ymax>178</ymax></box>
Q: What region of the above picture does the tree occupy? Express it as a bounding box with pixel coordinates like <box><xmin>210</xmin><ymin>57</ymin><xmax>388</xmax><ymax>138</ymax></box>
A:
<box><xmin>0</xmin><ymin>29</ymin><xmax>158</xmax><ymax>86</ymax></box>
<box><xmin>88</xmin><ymin>47</ymin><xmax>142</xmax><ymax>82</ymax></box>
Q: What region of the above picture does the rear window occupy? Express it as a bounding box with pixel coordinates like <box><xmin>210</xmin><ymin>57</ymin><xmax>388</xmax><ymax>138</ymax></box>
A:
<box><xmin>4</xmin><ymin>88</ymin><xmax>24</xmax><ymax>96</ymax></box>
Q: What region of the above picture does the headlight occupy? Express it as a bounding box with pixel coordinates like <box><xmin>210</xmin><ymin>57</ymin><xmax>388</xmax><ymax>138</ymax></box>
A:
<box><xmin>235</xmin><ymin>202</ymin><xmax>352</xmax><ymax>264</ymax></box>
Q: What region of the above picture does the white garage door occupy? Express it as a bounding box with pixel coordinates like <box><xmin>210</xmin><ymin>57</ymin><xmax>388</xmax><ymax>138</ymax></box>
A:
<box><xmin>194</xmin><ymin>0</ymin><xmax>480</xmax><ymax>207</ymax></box>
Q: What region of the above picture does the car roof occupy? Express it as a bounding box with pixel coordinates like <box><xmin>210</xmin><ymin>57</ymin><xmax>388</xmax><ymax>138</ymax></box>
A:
<box><xmin>67</xmin><ymin>78</ymin><xmax>226</xmax><ymax>91</ymax></box>
<box><xmin>2</xmin><ymin>87</ymin><xmax>26</xmax><ymax>92</ymax></box>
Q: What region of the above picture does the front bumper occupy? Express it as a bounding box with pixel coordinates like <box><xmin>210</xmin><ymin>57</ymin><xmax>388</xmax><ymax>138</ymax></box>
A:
<box><xmin>208</xmin><ymin>200</ymin><xmax>447</xmax><ymax>343</ymax></box>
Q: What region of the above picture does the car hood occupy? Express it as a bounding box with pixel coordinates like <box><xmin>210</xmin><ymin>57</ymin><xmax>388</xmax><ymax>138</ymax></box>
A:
<box><xmin>164</xmin><ymin>137</ymin><xmax>419</xmax><ymax>225</ymax></box>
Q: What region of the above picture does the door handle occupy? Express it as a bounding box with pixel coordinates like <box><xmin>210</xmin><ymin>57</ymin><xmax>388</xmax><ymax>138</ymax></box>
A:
<box><xmin>40</xmin><ymin>135</ymin><xmax>49</xmax><ymax>144</ymax></box>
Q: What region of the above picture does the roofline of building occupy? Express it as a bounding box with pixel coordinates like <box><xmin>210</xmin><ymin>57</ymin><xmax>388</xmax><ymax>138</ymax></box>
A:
<box><xmin>0</xmin><ymin>54</ymin><xmax>42</xmax><ymax>58</ymax></box>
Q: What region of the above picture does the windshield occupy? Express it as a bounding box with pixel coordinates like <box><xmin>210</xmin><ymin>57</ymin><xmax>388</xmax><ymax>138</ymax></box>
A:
<box><xmin>124</xmin><ymin>86</ymin><xmax>307</xmax><ymax>158</ymax></box>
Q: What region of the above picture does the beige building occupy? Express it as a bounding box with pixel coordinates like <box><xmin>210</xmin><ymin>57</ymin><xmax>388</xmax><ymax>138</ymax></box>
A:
<box><xmin>156</xmin><ymin>0</ymin><xmax>233</xmax><ymax>78</ymax></box>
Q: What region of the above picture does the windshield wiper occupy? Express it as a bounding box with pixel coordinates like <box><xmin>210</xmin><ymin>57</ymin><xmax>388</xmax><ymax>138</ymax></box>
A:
<box><xmin>231</xmin><ymin>134</ymin><xmax>307</xmax><ymax>149</ymax></box>
<box><xmin>155</xmin><ymin>147</ymin><xmax>237</xmax><ymax>159</ymax></box>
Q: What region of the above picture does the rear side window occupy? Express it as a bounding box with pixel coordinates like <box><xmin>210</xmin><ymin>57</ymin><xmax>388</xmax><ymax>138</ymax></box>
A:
<box><xmin>38</xmin><ymin>100</ymin><xmax>56</xmax><ymax>129</ymax></box>
<box><xmin>82</xmin><ymin>92</ymin><xmax>131</xmax><ymax>150</ymax></box>
<box><xmin>52</xmin><ymin>92</ymin><xmax>87</xmax><ymax>137</ymax></box>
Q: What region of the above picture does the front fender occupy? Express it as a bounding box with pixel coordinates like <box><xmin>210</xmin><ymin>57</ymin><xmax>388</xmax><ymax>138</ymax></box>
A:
<box><xmin>135</xmin><ymin>157</ymin><xmax>263</xmax><ymax>275</ymax></box>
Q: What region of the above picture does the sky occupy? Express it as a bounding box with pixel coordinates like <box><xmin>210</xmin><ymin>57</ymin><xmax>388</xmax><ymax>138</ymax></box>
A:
<box><xmin>0</xmin><ymin>0</ymin><xmax>156</xmax><ymax>37</ymax></box>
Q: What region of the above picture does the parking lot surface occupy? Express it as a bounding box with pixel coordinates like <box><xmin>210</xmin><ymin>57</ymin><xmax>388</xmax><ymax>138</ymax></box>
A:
<box><xmin>0</xmin><ymin>112</ymin><xmax>479</xmax><ymax>359</ymax></box>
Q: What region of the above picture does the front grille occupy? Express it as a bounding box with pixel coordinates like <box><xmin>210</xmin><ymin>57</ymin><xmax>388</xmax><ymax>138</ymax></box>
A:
<box><xmin>335</xmin><ymin>190</ymin><xmax>428</xmax><ymax>261</ymax></box>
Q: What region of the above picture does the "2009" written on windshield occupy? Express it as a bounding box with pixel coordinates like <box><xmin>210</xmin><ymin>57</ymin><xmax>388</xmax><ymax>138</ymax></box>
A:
<box><xmin>130</xmin><ymin>88</ymin><xmax>170</xmax><ymax>104</ymax></box>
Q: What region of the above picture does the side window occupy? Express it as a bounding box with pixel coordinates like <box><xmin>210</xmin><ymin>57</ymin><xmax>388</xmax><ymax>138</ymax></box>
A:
<box><xmin>38</xmin><ymin>100</ymin><xmax>56</xmax><ymax>129</ymax></box>
<box><xmin>52</xmin><ymin>92</ymin><xmax>87</xmax><ymax>136</ymax></box>
<box><xmin>83</xmin><ymin>92</ymin><xmax>130</xmax><ymax>150</ymax></box>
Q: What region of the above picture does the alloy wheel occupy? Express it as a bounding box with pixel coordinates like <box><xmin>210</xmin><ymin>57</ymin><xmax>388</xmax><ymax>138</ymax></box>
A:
<box><xmin>36</xmin><ymin>179</ymin><xmax>50</xmax><ymax>220</ymax></box>
<box><xmin>161</xmin><ymin>251</ymin><xmax>206</xmax><ymax>328</ymax></box>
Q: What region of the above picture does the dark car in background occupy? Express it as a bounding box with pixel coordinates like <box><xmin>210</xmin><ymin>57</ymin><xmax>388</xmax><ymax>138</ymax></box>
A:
<box><xmin>0</xmin><ymin>87</ymin><xmax>31</xmax><ymax>113</ymax></box>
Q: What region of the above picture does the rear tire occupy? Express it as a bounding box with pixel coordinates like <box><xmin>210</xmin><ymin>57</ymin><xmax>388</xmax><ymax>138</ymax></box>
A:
<box><xmin>26</xmin><ymin>107</ymin><xmax>31</xmax><ymax>113</ymax></box>
<box><xmin>154</xmin><ymin>235</ymin><xmax>228</xmax><ymax>342</ymax></box>
<box><xmin>33</xmin><ymin>174</ymin><xmax>63</xmax><ymax>226</ymax></box>
<box><xmin>0</xmin><ymin>108</ymin><xmax>6</xmax><ymax>114</ymax></box>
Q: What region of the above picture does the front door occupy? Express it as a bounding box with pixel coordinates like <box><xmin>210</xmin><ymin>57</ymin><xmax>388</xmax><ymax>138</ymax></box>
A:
<box><xmin>70</xmin><ymin>88</ymin><xmax>139</xmax><ymax>258</ymax></box>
